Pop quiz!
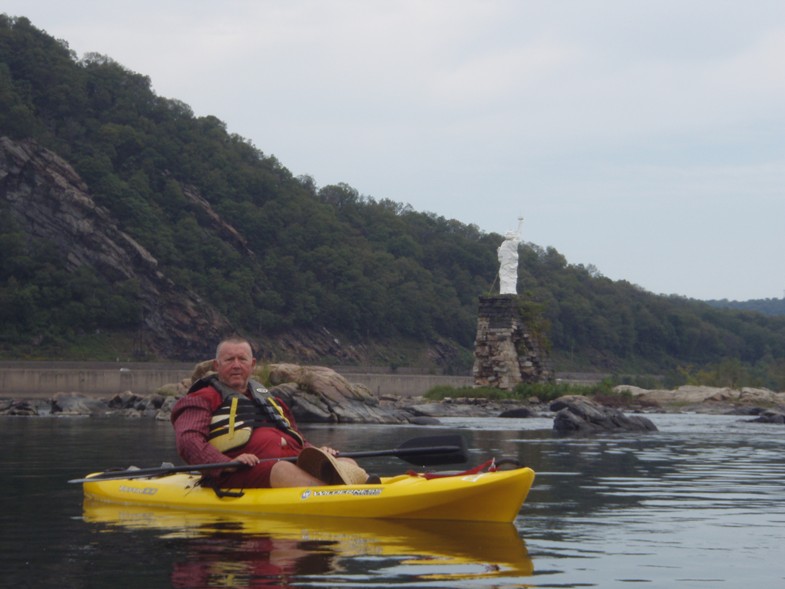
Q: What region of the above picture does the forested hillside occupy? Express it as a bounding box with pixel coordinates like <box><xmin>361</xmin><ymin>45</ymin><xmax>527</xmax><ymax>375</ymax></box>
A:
<box><xmin>2</xmin><ymin>15</ymin><xmax>785</xmax><ymax>388</ymax></box>
<box><xmin>706</xmin><ymin>298</ymin><xmax>785</xmax><ymax>317</ymax></box>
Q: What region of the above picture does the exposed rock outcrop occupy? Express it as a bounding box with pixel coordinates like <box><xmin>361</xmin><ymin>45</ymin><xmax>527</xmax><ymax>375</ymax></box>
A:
<box><xmin>0</xmin><ymin>136</ymin><xmax>234</xmax><ymax>359</ymax></box>
<box><xmin>499</xmin><ymin>407</ymin><xmax>534</xmax><ymax>418</ymax></box>
<box><xmin>550</xmin><ymin>395</ymin><xmax>658</xmax><ymax>435</ymax></box>
<box><xmin>266</xmin><ymin>363</ymin><xmax>409</xmax><ymax>424</ymax></box>
<box><xmin>0</xmin><ymin>363</ymin><xmax>409</xmax><ymax>422</ymax></box>
<box><xmin>615</xmin><ymin>385</ymin><xmax>785</xmax><ymax>412</ymax></box>
<box><xmin>0</xmin><ymin>137</ymin><xmax>443</xmax><ymax>366</ymax></box>
<box><xmin>748</xmin><ymin>410</ymin><xmax>785</xmax><ymax>424</ymax></box>
<box><xmin>0</xmin><ymin>390</ymin><xmax>176</xmax><ymax>419</ymax></box>
<box><xmin>174</xmin><ymin>361</ymin><xmax>422</xmax><ymax>424</ymax></box>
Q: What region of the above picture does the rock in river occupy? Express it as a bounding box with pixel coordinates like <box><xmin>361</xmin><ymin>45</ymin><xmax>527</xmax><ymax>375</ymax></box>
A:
<box><xmin>550</xmin><ymin>395</ymin><xmax>658</xmax><ymax>435</ymax></box>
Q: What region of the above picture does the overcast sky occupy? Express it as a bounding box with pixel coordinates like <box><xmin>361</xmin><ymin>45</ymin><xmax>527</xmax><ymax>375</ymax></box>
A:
<box><xmin>5</xmin><ymin>1</ymin><xmax>784</xmax><ymax>300</ymax></box>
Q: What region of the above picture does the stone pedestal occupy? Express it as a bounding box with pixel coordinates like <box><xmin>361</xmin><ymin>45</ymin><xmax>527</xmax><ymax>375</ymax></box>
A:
<box><xmin>472</xmin><ymin>295</ymin><xmax>552</xmax><ymax>390</ymax></box>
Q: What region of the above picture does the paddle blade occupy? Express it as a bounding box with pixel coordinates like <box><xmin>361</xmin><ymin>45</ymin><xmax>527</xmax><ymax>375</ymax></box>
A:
<box><xmin>396</xmin><ymin>434</ymin><xmax>468</xmax><ymax>466</ymax></box>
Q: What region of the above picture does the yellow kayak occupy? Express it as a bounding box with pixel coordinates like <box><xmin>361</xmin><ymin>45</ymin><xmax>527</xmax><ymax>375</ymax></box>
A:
<box><xmin>82</xmin><ymin>467</ymin><xmax>535</xmax><ymax>523</ymax></box>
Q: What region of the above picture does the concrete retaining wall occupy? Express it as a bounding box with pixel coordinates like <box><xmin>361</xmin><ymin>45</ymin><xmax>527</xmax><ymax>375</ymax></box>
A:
<box><xmin>0</xmin><ymin>363</ymin><xmax>473</xmax><ymax>398</ymax></box>
<box><xmin>0</xmin><ymin>366</ymin><xmax>193</xmax><ymax>397</ymax></box>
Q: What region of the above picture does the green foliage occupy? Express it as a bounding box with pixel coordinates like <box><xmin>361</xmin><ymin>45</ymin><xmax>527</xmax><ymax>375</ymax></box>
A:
<box><xmin>676</xmin><ymin>358</ymin><xmax>785</xmax><ymax>391</ymax></box>
<box><xmin>705</xmin><ymin>297</ymin><xmax>785</xmax><ymax>317</ymax></box>
<box><xmin>2</xmin><ymin>16</ymin><xmax>785</xmax><ymax>386</ymax></box>
<box><xmin>424</xmin><ymin>385</ymin><xmax>516</xmax><ymax>401</ymax></box>
<box><xmin>0</xmin><ymin>212</ymin><xmax>142</xmax><ymax>351</ymax></box>
<box><xmin>424</xmin><ymin>381</ymin><xmax>616</xmax><ymax>403</ymax></box>
<box><xmin>424</xmin><ymin>380</ymin><xmax>664</xmax><ymax>412</ymax></box>
<box><xmin>515</xmin><ymin>380</ymin><xmax>614</xmax><ymax>401</ymax></box>
<box><xmin>17</xmin><ymin>331</ymin><xmax>147</xmax><ymax>362</ymax></box>
<box><xmin>252</xmin><ymin>364</ymin><xmax>273</xmax><ymax>387</ymax></box>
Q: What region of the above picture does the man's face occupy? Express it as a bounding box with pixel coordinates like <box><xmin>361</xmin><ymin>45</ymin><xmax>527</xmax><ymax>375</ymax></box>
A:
<box><xmin>214</xmin><ymin>342</ymin><xmax>256</xmax><ymax>392</ymax></box>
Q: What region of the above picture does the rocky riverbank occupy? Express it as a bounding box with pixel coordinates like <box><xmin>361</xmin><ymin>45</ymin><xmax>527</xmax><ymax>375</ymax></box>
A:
<box><xmin>2</xmin><ymin>363</ymin><xmax>784</xmax><ymax>429</ymax></box>
<box><xmin>387</xmin><ymin>383</ymin><xmax>785</xmax><ymax>417</ymax></box>
<box><xmin>616</xmin><ymin>384</ymin><xmax>785</xmax><ymax>413</ymax></box>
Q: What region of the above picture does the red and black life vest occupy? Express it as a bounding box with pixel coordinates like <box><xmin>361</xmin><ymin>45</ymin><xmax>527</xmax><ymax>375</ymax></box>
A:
<box><xmin>188</xmin><ymin>375</ymin><xmax>304</xmax><ymax>452</ymax></box>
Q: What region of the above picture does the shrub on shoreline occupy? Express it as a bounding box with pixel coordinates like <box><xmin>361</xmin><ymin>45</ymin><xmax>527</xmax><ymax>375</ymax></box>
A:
<box><xmin>424</xmin><ymin>380</ymin><xmax>619</xmax><ymax>403</ymax></box>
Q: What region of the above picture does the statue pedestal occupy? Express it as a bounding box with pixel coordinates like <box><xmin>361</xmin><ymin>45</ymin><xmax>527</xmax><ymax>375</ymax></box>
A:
<box><xmin>472</xmin><ymin>295</ymin><xmax>552</xmax><ymax>390</ymax></box>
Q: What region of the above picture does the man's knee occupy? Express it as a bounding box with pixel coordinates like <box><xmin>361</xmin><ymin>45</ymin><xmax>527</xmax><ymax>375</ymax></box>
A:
<box><xmin>269</xmin><ymin>460</ymin><xmax>324</xmax><ymax>488</ymax></box>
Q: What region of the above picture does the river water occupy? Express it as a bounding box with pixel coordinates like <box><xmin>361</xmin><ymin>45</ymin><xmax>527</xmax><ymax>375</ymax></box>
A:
<box><xmin>3</xmin><ymin>412</ymin><xmax>784</xmax><ymax>588</ymax></box>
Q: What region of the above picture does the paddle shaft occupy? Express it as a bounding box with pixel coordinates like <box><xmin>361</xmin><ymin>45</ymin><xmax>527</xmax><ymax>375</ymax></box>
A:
<box><xmin>69</xmin><ymin>435</ymin><xmax>466</xmax><ymax>483</ymax></box>
<box><xmin>340</xmin><ymin>445</ymin><xmax>463</xmax><ymax>460</ymax></box>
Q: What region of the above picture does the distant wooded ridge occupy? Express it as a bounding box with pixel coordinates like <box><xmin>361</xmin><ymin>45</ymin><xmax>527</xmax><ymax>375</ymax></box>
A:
<box><xmin>706</xmin><ymin>298</ymin><xmax>785</xmax><ymax>316</ymax></box>
<box><xmin>1</xmin><ymin>15</ymin><xmax>784</xmax><ymax>390</ymax></box>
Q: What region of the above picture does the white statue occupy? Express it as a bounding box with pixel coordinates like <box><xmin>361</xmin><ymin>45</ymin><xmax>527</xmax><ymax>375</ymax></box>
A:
<box><xmin>497</xmin><ymin>216</ymin><xmax>523</xmax><ymax>295</ymax></box>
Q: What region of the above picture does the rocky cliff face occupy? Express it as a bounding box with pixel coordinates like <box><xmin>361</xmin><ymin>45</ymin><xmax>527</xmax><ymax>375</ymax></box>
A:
<box><xmin>0</xmin><ymin>136</ymin><xmax>234</xmax><ymax>358</ymax></box>
<box><xmin>0</xmin><ymin>136</ymin><xmax>456</xmax><ymax>366</ymax></box>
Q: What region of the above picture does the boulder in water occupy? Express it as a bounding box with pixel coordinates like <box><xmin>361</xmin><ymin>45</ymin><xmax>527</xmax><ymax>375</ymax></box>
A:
<box><xmin>550</xmin><ymin>395</ymin><xmax>658</xmax><ymax>435</ymax></box>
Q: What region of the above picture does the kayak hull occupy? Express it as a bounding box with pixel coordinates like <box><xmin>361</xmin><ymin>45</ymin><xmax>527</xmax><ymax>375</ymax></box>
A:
<box><xmin>82</xmin><ymin>467</ymin><xmax>535</xmax><ymax>523</ymax></box>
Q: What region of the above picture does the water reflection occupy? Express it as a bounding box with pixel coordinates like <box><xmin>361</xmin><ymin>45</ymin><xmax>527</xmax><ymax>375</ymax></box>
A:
<box><xmin>7</xmin><ymin>414</ymin><xmax>784</xmax><ymax>587</ymax></box>
<box><xmin>83</xmin><ymin>501</ymin><xmax>533</xmax><ymax>587</ymax></box>
<box><xmin>512</xmin><ymin>415</ymin><xmax>785</xmax><ymax>587</ymax></box>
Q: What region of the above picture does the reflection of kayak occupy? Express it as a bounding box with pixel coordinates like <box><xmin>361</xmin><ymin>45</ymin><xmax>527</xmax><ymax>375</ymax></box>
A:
<box><xmin>82</xmin><ymin>467</ymin><xmax>535</xmax><ymax>522</ymax></box>
<box><xmin>83</xmin><ymin>501</ymin><xmax>534</xmax><ymax>580</ymax></box>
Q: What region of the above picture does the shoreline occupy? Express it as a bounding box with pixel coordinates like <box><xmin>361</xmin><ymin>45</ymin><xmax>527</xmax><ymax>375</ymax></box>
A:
<box><xmin>3</xmin><ymin>384</ymin><xmax>784</xmax><ymax>421</ymax></box>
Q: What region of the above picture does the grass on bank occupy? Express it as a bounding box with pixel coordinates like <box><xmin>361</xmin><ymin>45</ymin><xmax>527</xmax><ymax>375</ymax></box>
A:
<box><xmin>423</xmin><ymin>379</ymin><xmax>640</xmax><ymax>407</ymax></box>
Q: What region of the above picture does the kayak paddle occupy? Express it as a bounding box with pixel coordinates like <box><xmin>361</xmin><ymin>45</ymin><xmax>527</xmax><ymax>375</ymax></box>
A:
<box><xmin>68</xmin><ymin>434</ymin><xmax>467</xmax><ymax>483</ymax></box>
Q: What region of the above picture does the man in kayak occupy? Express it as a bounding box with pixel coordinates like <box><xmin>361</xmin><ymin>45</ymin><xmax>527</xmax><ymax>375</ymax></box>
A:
<box><xmin>171</xmin><ymin>337</ymin><xmax>371</xmax><ymax>488</ymax></box>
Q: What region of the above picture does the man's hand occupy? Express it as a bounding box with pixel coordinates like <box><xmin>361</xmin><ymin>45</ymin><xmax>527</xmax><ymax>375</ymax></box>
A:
<box><xmin>231</xmin><ymin>453</ymin><xmax>261</xmax><ymax>467</ymax></box>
